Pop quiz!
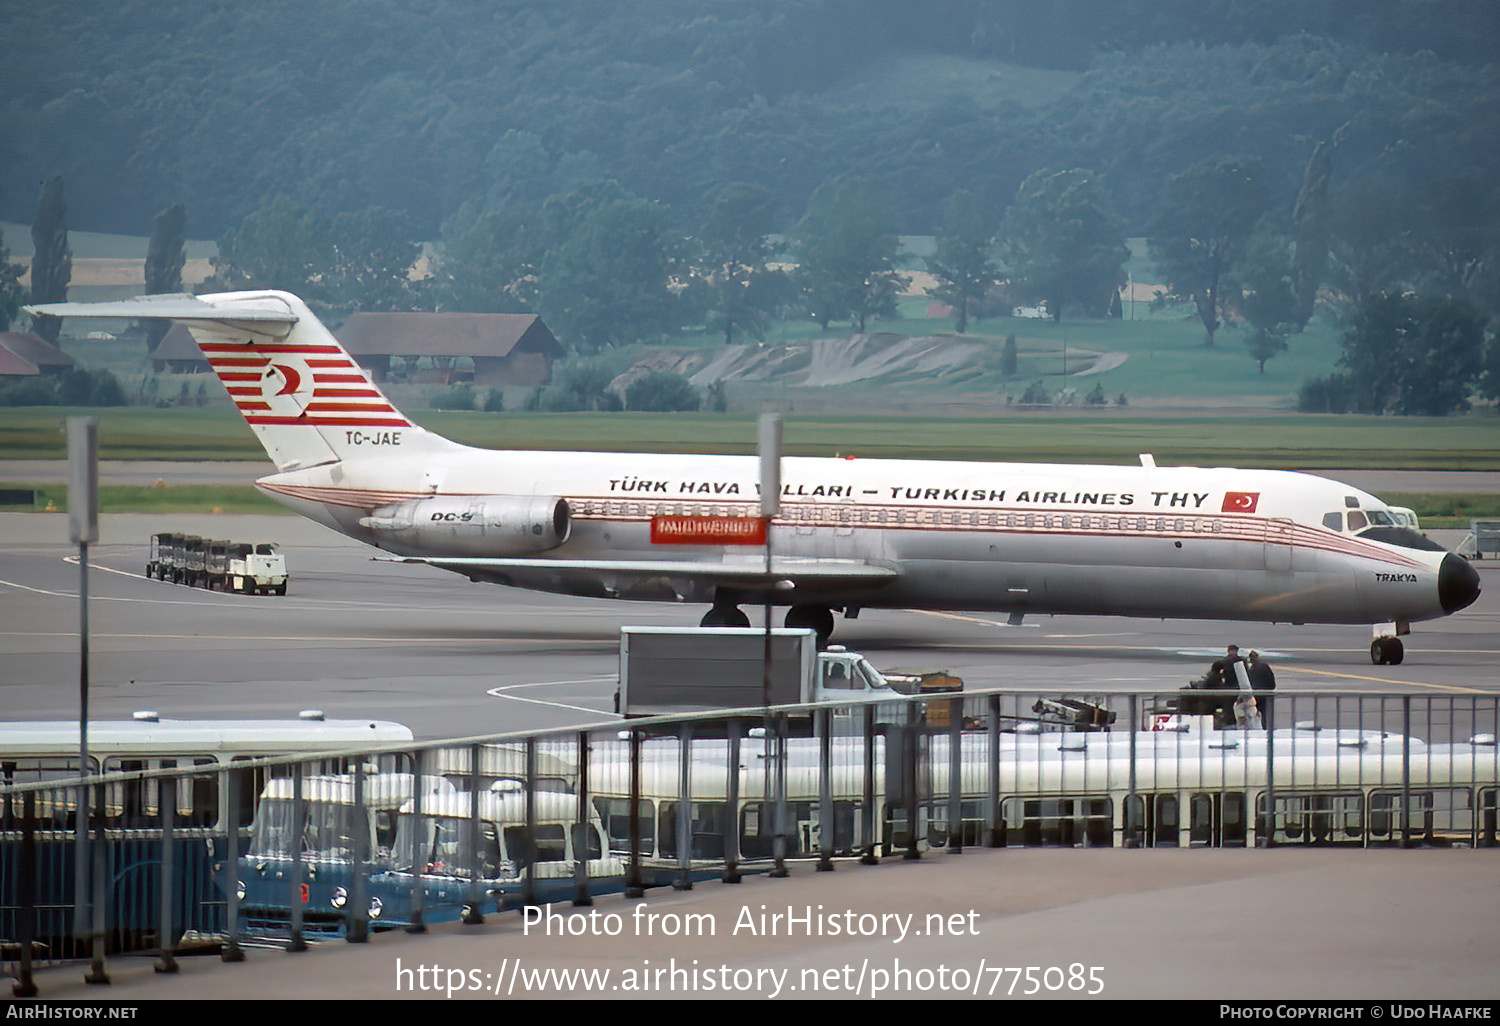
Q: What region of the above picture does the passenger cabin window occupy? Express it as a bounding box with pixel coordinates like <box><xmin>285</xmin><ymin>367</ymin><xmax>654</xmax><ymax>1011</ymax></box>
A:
<box><xmin>1323</xmin><ymin>513</ymin><xmax>1343</xmax><ymax>531</ymax></box>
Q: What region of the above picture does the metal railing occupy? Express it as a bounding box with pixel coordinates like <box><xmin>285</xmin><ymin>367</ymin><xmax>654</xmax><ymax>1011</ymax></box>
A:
<box><xmin>4</xmin><ymin>687</ymin><xmax>1498</xmax><ymax>994</ymax></box>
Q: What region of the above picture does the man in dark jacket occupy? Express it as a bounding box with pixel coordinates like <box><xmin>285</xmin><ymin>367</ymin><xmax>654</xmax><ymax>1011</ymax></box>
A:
<box><xmin>1246</xmin><ymin>650</ymin><xmax>1276</xmax><ymax>725</ymax></box>
<box><xmin>1201</xmin><ymin>645</ymin><xmax>1244</xmax><ymax>725</ymax></box>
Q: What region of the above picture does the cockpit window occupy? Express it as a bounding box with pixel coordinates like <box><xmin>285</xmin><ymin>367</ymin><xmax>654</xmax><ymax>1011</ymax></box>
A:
<box><xmin>1358</xmin><ymin>527</ymin><xmax>1445</xmax><ymax>552</ymax></box>
<box><xmin>1323</xmin><ymin>512</ymin><xmax>1343</xmax><ymax>531</ymax></box>
<box><xmin>1347</xmin><ymin>511</ymin><xmax>1367</xmax><ymax>531</ymax></box>
<box><xmin>1366</xmin><ymin>510</ymin><xmax>1394</xmax><ymax>527</ymax></box>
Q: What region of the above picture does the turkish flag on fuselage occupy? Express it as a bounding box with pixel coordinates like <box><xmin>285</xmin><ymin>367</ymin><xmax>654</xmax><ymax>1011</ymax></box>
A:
<box><xmin>1222</xmin><ymin>492</ymin><xmax>1260</xmax><ymax>513</ymax></box>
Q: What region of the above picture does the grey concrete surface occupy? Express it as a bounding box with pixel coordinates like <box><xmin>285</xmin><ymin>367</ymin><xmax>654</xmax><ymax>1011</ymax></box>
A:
<box><xmin>4</xmin><ymin>510</ymin><xmax>1499</xmax><ymax>1003</ymax></box>
<box><xmin>13</xmin><ymin>848</ymin><xmax>1499</xmax><ymax>1001</ymax></box>
<box><xmin>3</xmin><ymin>513</ymin><xmax>1497</xmax><ymax>742</ymax></box>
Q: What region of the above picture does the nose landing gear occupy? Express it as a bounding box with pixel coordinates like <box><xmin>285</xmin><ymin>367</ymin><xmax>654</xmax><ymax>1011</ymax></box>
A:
<box><xmin>1371</xmin><ymin>621</ymin><xmax>1409</xmax><ymax>665</ymax></box>
<box><xmin>1370</xmin><ymin>636</ymin><xmax>1404</xmax><ymax>665</ymax></box>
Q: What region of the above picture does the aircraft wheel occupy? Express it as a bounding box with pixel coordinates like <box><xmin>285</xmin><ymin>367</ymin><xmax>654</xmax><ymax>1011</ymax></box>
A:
<box><xmin>700</xmin><ymin>605</ymin><xmax>750</xmax><ymax>628</ymax></box>
<box><xmin>1371</xmin><ymin>637</ymin><xmax>1405</xmax><ymax>665</ymax></box>
<box><xmin>785</xmin><ymin>605</ymin><xmax>835</xmax><ymax>643</ymax></box>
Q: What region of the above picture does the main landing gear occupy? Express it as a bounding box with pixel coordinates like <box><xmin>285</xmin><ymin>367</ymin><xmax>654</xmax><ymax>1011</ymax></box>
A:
<box><xmin>699</xmin><ymin>599</ymin><xmax>751</xmax><ymax>628</ymax></box>
<box><xmin>698</xmin><ymin>598</ymin><xmax>838</xmax><ymax>644</ymax></box>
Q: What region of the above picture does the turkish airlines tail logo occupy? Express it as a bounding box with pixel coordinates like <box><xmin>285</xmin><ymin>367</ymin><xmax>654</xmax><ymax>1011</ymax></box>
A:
<box><xmin>1222</xmin><ymin>491</ymin><xmax>1260</xmax><ymax>513</ymax></box>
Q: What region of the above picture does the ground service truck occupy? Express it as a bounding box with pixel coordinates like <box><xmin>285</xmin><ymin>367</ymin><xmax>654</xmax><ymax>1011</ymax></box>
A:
<box><xmin>614</xmin><ymin>626</ymin><xmax>962</xmax><ymax>720</ymax></box>
<box><xmin>148</xmin><ymin>533</ymin><xmax>287</xmax><ymax>594</ymax></box>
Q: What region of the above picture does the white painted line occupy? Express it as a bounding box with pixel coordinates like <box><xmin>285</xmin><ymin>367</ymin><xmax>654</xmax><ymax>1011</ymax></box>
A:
<box><xmin>486</xmin><ymin>678</ymin><xmax>619</xmax><ymax>716</ymax></box>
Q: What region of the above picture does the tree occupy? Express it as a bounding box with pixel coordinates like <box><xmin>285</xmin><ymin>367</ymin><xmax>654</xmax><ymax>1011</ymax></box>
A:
<box><xmin>535</xmin><ymin>182</ymin><xmax>683</xmax><ymax>351</ymax></box>
<box><xmin>143</xmin><ymin>202</ymin><xmax>187</xmax><ymax>352</ymax></box>
<box><xmin>1001</xmin><ymin>334</ymin><xmax>1018</xmax><ymax>378</ymax></box>
<box><xmin>327</xmin><ymin>207</ymin><xmax>424</xmax><ymax>312</ymax></box>
<box><xmin>0</xmin><ymin>231</ymin><xmax>26</xmax><ymax>332</ymax></box>
<box><xmin>29</xmin><ymin>176</ymin><xmax>71</xmax><ymax>345</ymax></box>
<box><xmin>624</xmin><ymin>370</ymin><xmax>701</xmax><ymax>412</ymax></box>
<box><xmin>1147</xmin><ymin>158</ymin><xmax>1267</xmax><ymax>347</ymax></box>
<box><xmin>794</xmin><ymin>177</ymin><xmax>906</xmax><ymax>333</ymax></box>
<box><xmin>694</xmin><ymin>182</ymin><xmax>783</xmax><ymax>346</ymax></box>
<box><xmin>1236</xmin><ymin>215</ymin><xmax>1299</xmax><ymax>374</ymax></box>
<box><xmin>205</xmin><ymin>194</ymin><xmax>332</xmax><ymax>297</ymax></box>
<box><xmin>706</xmin><ymin>379</ymin><xmax>728</xmax><ymax>412</ymax></box>
<box><xmin>1325</xmin><ymin>178</ymin><xmax>1422</xmax><ymax>315</ymax></box>
<box><xmin>529</xmin><ymin>357</ymin><xmax>624</xmax><ymax>411</ymax></box>
<box><xmin>927</xmin><ymin>189</ymin><xmax>999</xmax><ymax>334</ymax></box>
<box><xmin>1287</xmin><ymin>136</ymin><xmax>1335</xmax><ymax>330</ymax></box>
<box><xmin>1340</xmin><ymin>292</ymin><xmax>1484</xmax><ymax>416</ymax></box>
<box><xmin>999</xmin><ymin>170</ymin><xmax>1126</xmax><ymax>322</ymax></box>
<box><xmin>1479</xmin><ymin>335</ymin><xmax>1500</xmax><ymax>407</ymax></box>
<box><xmin>433</xmin><ymin>199</ymin><xmax>539</xmax><ymax>314</ymax></box>
<box><xmin>1409</xmin><ymin>176</ymin><xmax>1499</xmax><ymax>301</ymax></box>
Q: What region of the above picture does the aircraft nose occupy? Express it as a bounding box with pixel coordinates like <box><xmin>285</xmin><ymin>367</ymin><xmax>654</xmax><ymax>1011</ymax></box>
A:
<box><xmin>1439</xmin><ymin>552</ymin><xmax>1481</xmax><ymax>614</ymax></box>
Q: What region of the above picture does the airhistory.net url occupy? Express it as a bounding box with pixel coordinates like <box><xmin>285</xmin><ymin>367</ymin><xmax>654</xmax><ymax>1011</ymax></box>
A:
<box><xmin>394</xmin><ymin>957</ymin><xmax>1106</xmax><ymax>998</ymax></box>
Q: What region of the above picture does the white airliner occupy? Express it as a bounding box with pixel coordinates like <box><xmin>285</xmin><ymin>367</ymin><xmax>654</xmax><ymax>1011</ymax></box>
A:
<box><xmin>28</xmin><ymin>290</ymin><xmax>1480</xmax><ymax>664</ymax></box>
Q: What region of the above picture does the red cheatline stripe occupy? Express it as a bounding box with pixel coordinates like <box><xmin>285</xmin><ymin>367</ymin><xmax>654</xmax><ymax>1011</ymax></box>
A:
<box><xmin>258</xmin><ymin>487</ymin><xmax>434</xmax><ymax>511</ymax></box>
<box><xmin>312</xmin><ymin>374</ymin><xmax>368</xmax><ymax>383</ymax></box>
<box><xmin>244</xmin><ymin>416</ymin><xmax>411</xmax><ymax>427</ymax></box>
<box><xmin>303</xmin><ymin>402</ymin><xmax>399</xmax><ymax>412</ymax></box>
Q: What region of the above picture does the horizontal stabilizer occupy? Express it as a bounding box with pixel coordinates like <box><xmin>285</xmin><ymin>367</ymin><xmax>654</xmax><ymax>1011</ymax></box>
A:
<box><xmin>25</xmin><ymin>293</ymin><xmax>298</xmax><ymax>324</ymax></box>
<box><xmin>379</xmin><ymin>554</ymin><xmax>899</xmax><ymax>584</ymax></box>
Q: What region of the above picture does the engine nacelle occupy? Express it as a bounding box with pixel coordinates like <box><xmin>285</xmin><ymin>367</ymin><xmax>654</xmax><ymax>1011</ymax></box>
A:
<box><xmin>358</xmin><ymin>495</ymin><xmax>570</xmax><ymax>555</ymax></box>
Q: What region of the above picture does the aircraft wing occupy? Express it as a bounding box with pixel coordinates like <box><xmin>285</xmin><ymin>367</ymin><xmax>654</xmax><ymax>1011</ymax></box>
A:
<box><xmin>25</xmin><ymin>294</ymin><xmax>298</xmax><ymax>324</ymax></box>
<box><xmin>378</xmin><ymin>555</ymin><xmax>899</xmax><ymax>585</ymax></box>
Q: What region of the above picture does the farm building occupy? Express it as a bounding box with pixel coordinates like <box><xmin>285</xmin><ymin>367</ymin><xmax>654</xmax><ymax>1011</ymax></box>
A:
<box><xmin>149</xmin><ymin>324</ymin><xmax>212</xmax><ymax>374</ymax></box>
<box><xmin>335</xmin><ymin>312</ymin><xmax>563</xmax><ymax>385</ymax></box>
<box><xmin>146</xmin><ymin>312</ymin><xmax>564</xmax><ymax>388</ymax></box>
<box><xmin>0</xmin><ymin>331</ymin><xmax>76</xmax><ymax>377</ymax></box>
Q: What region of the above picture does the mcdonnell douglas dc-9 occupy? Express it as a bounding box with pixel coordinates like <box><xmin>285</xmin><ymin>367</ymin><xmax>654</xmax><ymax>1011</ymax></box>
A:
<box><xmin>29</xmin><ymin>290</ymin><xmax>1480</xmax><ymax>664</ymax></box>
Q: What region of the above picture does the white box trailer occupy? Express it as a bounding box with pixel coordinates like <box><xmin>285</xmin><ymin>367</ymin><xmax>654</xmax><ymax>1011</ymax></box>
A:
<box><xmin>616</xmin><ymin>627</ymin><xmax>962</xmax><ymax>720</ymax></box>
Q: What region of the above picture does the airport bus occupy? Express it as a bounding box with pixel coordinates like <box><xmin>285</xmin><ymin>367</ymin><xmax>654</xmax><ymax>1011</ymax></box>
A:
<box><xmin>583</xmin><ymin>712</ymin><xmax>1500</xmax><ymax>865</ymax></box>
<box><xmin>0</xmin><ymin>714</ymin><xmax>414</xmax><ymax>959</ymax></box>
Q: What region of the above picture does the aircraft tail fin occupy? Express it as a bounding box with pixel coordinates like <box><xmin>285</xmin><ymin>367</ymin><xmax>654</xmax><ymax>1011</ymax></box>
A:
<box><xmin>26</xmin><ymin>290</ymin><xmax>461</xmax><ymax>472</ymax></box>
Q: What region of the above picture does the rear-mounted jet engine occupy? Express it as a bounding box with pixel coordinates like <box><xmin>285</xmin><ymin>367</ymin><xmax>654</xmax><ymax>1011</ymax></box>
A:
<box><xmin>359</xmin><ymin>496</ymin><xmax>570</xmax><ymax>555</ymax></box>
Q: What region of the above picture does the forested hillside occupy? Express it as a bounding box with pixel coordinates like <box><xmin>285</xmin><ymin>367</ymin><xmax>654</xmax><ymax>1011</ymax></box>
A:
<box><xmin>4</xmin><ymin>0</ymin><xmax>1498</xmax><ymax>237</ymax></box>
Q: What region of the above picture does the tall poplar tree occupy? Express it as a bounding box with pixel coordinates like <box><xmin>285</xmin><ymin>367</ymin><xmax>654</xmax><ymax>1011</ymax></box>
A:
<box><xmin>144</xmin><ymin>203</ymin><xmax>187</xmax><ymax>352</ymax></box>
<box><xmin>29</xmin><ymin>176</ymin><xmax>72</xmax><ymax>345</ymax></box>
